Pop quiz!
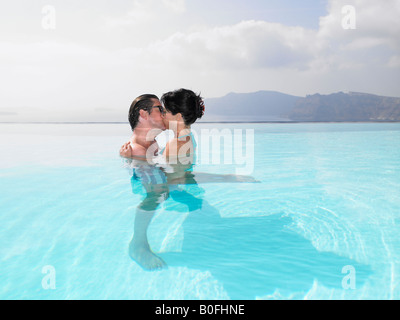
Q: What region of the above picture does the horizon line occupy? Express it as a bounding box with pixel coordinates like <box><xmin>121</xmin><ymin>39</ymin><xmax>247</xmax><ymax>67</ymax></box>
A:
<box><xmin>1</xmin><ymin>121</ymin><xmax>400</xmax><ymax>125</ymax></box>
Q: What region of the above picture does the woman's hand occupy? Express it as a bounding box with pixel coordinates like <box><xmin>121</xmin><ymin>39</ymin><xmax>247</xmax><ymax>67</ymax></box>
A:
<box><xmin>119</xmin><ymin>142</ymin><xmax>133</xmax><ymax>158</ymax></box>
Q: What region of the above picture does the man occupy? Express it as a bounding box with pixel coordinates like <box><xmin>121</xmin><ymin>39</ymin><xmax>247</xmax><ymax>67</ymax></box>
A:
<box><xmin>120</xmin><ymin>94</ymin><xmax>166</xmax><ymax>160</ymax></box>
<box><xmin>120</xmin><ymin>94</ymin><xmax>169</xmax><ymax>270</ymax></box>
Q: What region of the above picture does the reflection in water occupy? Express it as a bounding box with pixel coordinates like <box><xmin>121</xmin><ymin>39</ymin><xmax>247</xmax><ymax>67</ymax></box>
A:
<box><xmin>125</xmin><ymin>156</ymin><xmax>258</xmax><ymax>271</ymax></box>
<box><xmin>162</xmin><ymin>211</ymin><xmax>372</xmax><ymax>299</ymax></box>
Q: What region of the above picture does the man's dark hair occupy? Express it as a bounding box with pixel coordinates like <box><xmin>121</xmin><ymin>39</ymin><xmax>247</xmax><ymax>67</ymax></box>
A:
<box><xmin>128</xmin><ymin>94</ymin><xmax>159</xmax><ymax>130</ymax></box>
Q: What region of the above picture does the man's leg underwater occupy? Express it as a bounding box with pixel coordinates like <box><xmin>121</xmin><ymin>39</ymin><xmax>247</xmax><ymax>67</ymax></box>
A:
<box><xmin>129</xmin><ymin>185</ymin><xmax>169</xmax><ymax>270</ymax></box>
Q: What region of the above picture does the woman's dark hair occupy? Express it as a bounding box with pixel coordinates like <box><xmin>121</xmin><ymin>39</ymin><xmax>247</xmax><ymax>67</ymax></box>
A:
<box><xmin>161</xmin><ymin>89</ymin><xmax>204</xmax><ymax>126</ymax></box>
<box><xmin>128</xmin><ymin>94</ymin><xmax>159</xmax><ymax>130</ymax></box>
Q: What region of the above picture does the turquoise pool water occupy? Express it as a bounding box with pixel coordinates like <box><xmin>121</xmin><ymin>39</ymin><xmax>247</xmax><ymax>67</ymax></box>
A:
<box><xmin>1</xmin><ymin>122</ymin><xmax>399</xmax><ymax>300</ymax></box>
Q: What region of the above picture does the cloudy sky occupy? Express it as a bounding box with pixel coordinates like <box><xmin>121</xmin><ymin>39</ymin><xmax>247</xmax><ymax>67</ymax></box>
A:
<box><xmin>1</xmin><ymin>0</ymin><xmax>399</xmax><ymax>122</ymax></box>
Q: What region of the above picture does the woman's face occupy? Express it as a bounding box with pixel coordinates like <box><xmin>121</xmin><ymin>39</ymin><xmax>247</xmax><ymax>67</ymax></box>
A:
<box><xmin>162</xmin><ymin>109</ymin><xmax>181</xmax><ymax>130</ymax></box>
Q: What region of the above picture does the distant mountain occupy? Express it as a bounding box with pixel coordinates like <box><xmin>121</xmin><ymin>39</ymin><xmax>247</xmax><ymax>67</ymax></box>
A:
<box><xmin>289</xmin><ymin>92</ymin><xmax>400</xmax><ymax>122</ymax></box>
<box><xmin>202</xmin><ymin>91</ymin><xmax>300</xmax><ymax>122</ymax></box>
<box><xmin>201</xmin><ymin>91</ymin><xmax>400</xmax><ymax>122</ymax></box>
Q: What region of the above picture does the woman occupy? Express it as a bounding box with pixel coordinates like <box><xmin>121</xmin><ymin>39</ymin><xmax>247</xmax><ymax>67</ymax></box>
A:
<box><xmin>157</xmin><ymin>88</ymin><xmax>204</xmax><ymax>183</ymax></box>
<box><xmin>160</xmin><ymin>89</ymin><xmax>204</xmax><ymax>159</ymax></box>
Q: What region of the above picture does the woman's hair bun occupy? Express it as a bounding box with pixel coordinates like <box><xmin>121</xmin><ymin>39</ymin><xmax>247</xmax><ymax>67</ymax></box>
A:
<box><xmin>196</xmin><ymin>94</ymin><xmax>205</xmax><ymax>119</ymax></box>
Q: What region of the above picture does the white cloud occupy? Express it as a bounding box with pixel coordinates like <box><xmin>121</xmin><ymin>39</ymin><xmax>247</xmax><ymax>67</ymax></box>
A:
<box><xmin>106</xmin><ymin>0</ymin><xmax>158</xmax><ymax>27</ymax></box>
<box><xmin>162</xmin><ymin>0</ymin><xmax>186</xmax><ymax>14</ymax></box>
<box><xmin>387</xmin><ymin>55</ymin><xmax>400</xmax><ymax>68</ymax></box>
<box><xmin>141</xmin><ymin>20</ymin><xmax>317</xmax><ymax>71</ymax></box>
<box><xmin>311</xmin><ymin>0</ymin><xmax>400</xmax><ymax>74</ymax></box>
<box><xmin>106</xmin><ymin>0</ymin><xmax>186</xmax><ymax>28</ymax></box>
<box><xmin>125</xmin><ymin>0</ymin><xmax>400</xmax><ymax>75</ymax></box>
<box><xmin>318</xmin><ymin>0</ymin><xmax>400</xmax><ymax>49</ymax></box>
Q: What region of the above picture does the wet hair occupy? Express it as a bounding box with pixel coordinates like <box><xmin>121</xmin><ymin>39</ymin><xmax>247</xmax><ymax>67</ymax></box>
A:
<box><xmin>161</xmin><ymin>88</ymin><xmax>204</xmax><ymax>126</ymax></box>
<box><xmin>128</xmin><ymin>94</ymin><xmax>159</xmax><ymax>130</ymax></box>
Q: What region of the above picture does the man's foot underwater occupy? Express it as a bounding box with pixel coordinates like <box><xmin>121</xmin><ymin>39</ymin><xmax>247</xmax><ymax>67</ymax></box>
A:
<box><xmin>129</xmin><ymin>239</ymin><xmax>167</xmax><ymax>271</ymax></box>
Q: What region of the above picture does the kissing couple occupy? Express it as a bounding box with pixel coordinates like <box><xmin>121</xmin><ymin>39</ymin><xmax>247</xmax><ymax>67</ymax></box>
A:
<box><xmin>119</xmin><ymin>88</ymin><xmax>258</xmax><ymax>270</ymax></box>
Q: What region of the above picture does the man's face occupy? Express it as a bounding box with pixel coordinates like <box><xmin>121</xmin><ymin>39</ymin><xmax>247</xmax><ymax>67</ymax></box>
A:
<box><xmin>148</xmin><ymin>99</ymin><xmax>166</xmax><ymax>131</ymax></box>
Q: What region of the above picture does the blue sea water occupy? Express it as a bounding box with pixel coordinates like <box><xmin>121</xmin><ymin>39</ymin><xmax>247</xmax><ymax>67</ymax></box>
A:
<box><xmin>0</xmin><ymin>122</ymin><xmax>399</xmax><ymax>300</ymax></box>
